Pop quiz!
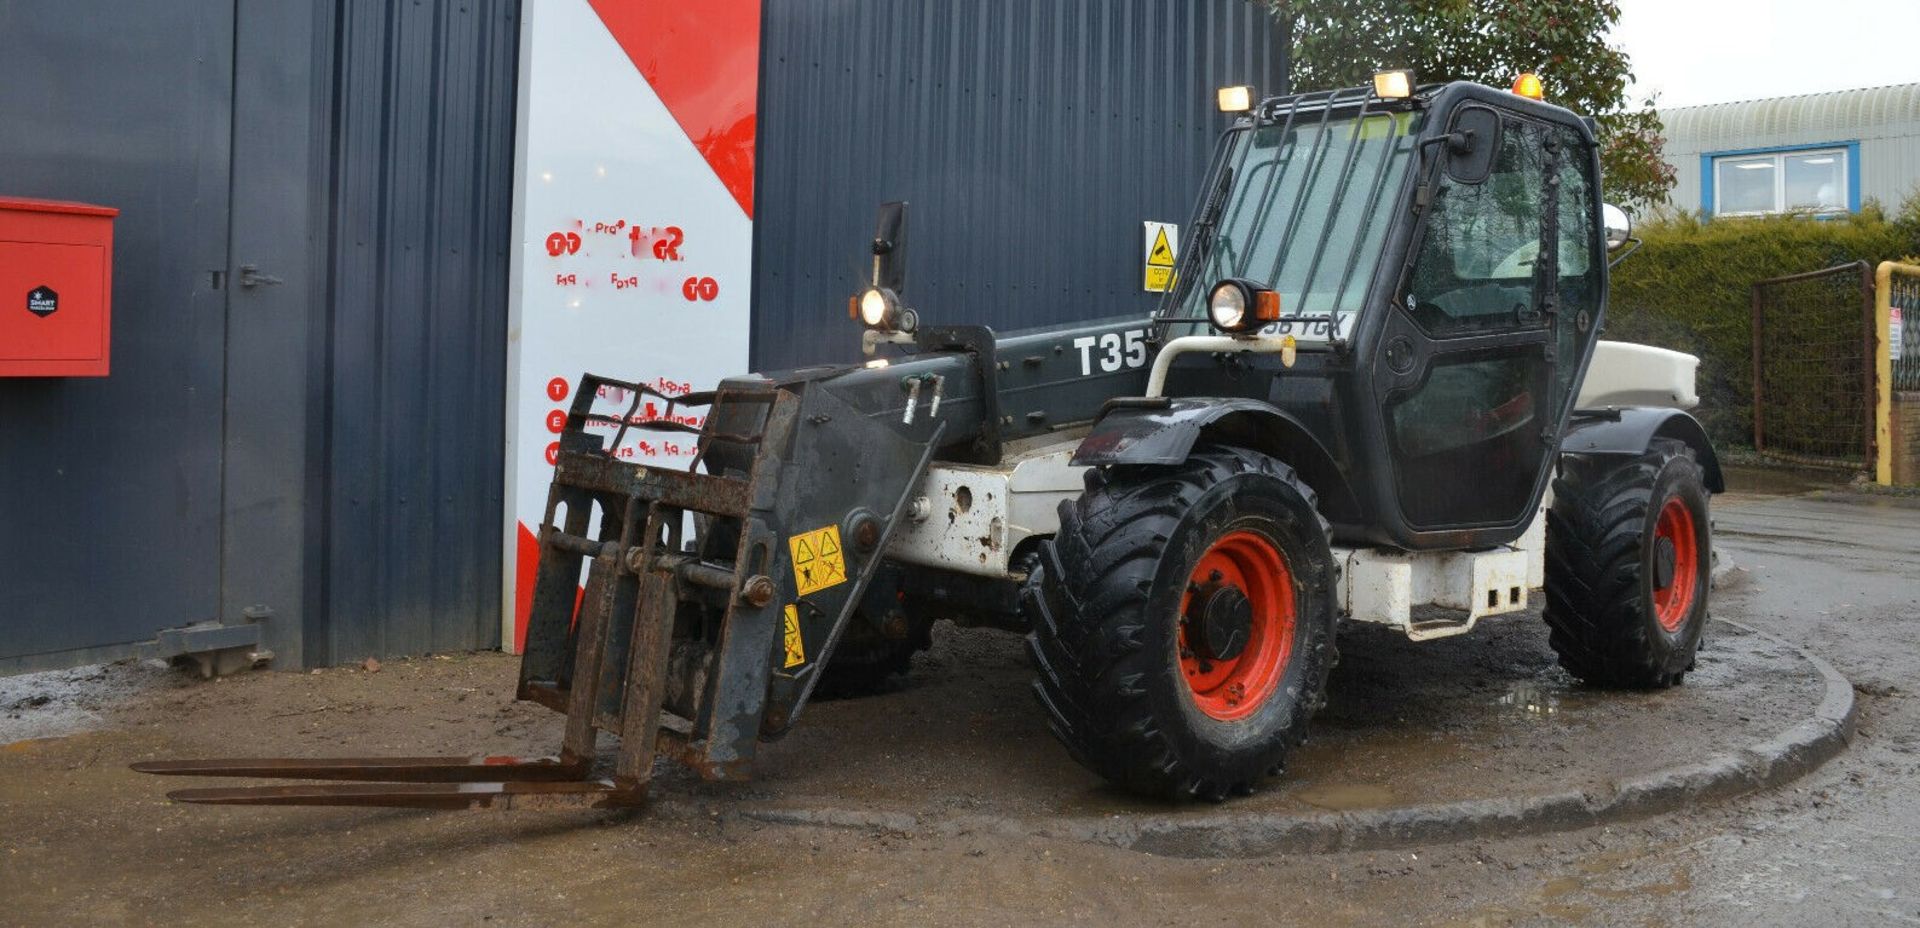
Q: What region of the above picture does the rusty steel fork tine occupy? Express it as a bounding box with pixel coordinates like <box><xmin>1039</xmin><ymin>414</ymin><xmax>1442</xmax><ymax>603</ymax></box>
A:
<box><xmin>130</xmin><ymin>755</ymin><xmax>588</xmax><ymax>783</ymax></box>
<box><xmin>163</xmin><ymin>779</ymin><xmax>645</xmax><ymax>810</ymax></box>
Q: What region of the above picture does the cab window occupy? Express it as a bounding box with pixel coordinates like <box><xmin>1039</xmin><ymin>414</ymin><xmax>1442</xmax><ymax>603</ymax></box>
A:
<box><xmin>1403</xmin><ymin>116</ymin><xmax>1560</xmax><ymax>337</ymax></box>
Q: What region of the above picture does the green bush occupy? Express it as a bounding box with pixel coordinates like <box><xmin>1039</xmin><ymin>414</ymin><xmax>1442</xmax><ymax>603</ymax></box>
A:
<box><xmin>1604</xmin><ymin>198</ymin><xmax>1920</xmax><ymax>446</ymax></box>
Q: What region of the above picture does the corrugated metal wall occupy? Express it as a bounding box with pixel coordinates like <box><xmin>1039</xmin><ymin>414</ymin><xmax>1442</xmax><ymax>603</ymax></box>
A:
<box><xmin>4</xmin><ymin>0</ymin><xmax>1279</xmax><ymax>672</ymax></box>
<box><xmin>752</xmin><ymin>0</ymin><xmax>1288</xmax><ymax>368</ymax></box>
<box><xmin>314</xmin><ymin>0</ymin><xmax>521</xmax><ymax>663</ymax></box>
<box><xmin>1662</xmin><ymin>82</ymin><xmax>1920</xmax><ymax>214</ymax></box>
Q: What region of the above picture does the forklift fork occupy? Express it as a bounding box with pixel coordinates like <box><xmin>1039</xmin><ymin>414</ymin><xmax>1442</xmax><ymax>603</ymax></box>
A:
<box><xmin>135</xmin><ymin>372</ymin><xmax>940</xmax><ymax>810</ymax></box>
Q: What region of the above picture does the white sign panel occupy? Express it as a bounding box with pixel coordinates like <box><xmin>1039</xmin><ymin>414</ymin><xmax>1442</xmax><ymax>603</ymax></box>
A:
<box><xmin>503</xmin><ymin>0</ymin><xmax>759</xmax><ymax>650</ymax></box>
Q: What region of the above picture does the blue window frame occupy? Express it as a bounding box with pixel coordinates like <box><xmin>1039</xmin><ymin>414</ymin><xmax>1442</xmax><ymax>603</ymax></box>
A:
<box><xmin>1701</xmin><ymin>141</ymin><xmax>1861</xmax><ymax>216</ymax></box>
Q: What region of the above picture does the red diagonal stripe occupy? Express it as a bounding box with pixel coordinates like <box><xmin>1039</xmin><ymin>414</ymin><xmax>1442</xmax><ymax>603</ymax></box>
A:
<box><xmin>587</xmin><ymin>0</ymin><xmax>760</xmax><ymax>218</ymax></box>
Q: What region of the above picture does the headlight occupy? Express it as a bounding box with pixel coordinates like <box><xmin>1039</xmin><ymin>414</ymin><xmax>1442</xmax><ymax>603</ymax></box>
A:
<box><xmin>1206</xmin><ymin>278</ymin><xmax>1280</xmax><ymax>334</ymax></box>
<box><xmin>1208</xmin><ymin>281</ymin><xmax>1247</xmax><ymax>330</ymax></box>
<box><xmin>859</xmin><ymin>288</ymin><xmax>893</xmax><ymax>326</ymax></box>
<box><xmin>852</xmin><ymin>286</ymin><xmax>915</xmax><ymax>332</ymax></box>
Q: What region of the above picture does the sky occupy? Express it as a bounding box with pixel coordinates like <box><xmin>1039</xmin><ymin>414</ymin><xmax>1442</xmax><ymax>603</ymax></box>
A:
<box><xmin>1611</xmin><ymin>0</ymin><xmax>1918</xmax><ymax>109</ymax></box>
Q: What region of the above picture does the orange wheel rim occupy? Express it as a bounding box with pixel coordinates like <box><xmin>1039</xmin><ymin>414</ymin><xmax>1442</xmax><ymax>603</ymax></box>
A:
<box><xmin>1652</xmin><ymin>497</ymin><xmax>1699</xmax><ymax>633</ymax></box>
<box><xmin>1178</xmin><ymin>530</ymin><xmax>1295</xmax><ymax>721</ymax></box>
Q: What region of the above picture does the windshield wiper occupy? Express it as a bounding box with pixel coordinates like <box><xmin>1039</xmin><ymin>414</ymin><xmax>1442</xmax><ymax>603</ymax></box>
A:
<box><xmin>1155</xmin><ymin>165</ymin><xmax>1235</xmax><ymax>325</ymax></box>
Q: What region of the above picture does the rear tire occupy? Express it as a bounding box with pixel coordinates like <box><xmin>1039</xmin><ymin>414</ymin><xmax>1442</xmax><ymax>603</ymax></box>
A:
<box><xmin>1026</xmin><ymin>445</ymin><xmax>1338</xmax><ymax>800</ymax></box>
<box><xmin>1544</xmin><ymin>439</ymin><xmax>1712</xmax><ymax>688</ymax></box>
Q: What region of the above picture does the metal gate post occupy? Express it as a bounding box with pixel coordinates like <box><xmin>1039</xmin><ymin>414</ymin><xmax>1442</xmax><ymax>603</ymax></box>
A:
<box><xmin>1875</xmin><ymin>261</ymin><xmax>1920</xmax><ymax>485</ymax></box>
<box><xmin>1862</xmin><ymin>261</ymin><xmax>1878</xmax><ymax>468</ymax></box>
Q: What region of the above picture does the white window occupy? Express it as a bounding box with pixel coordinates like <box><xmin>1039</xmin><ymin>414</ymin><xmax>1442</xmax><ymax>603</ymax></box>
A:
<box><xmin>1713</xmin><ymin>147</ymin><xmax>1849</xmax><ymax>216</ymax></box>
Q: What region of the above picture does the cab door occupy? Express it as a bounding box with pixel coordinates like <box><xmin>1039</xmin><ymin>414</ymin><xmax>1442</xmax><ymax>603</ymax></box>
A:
<box><xmin>1370</xmin><ymin>108</ymin><xmax>1601</xmax><ymax>535</ymax></box>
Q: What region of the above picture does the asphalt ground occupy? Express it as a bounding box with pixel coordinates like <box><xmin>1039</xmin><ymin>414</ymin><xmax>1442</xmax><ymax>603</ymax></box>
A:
<box><xmin>1</xmin><ymin>477</ymin><xmax>1915</xmax><ymax>926</ymax></box>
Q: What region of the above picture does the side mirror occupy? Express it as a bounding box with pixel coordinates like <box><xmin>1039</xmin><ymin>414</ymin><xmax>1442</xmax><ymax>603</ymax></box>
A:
<box><xmin>1442</xmin><ymin>105</ymin><xmax>1502</xmax><ymax>185</ymax></box>
<box><xmin>1602</xmin><ymin>203</ymin><xmax>1633</xmax><ymax>251</ymax></box>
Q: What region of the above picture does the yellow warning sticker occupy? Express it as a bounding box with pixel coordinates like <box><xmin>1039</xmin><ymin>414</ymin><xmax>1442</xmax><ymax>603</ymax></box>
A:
<box><xmin>782</xmin><ymin>604</ymin><xmax>806</xmax><ymax>668</ymax></box>
<box><xmin>788</xmin><ymin>524</ymin><xmax>847</xmax><ymax>596</ymax></box>
<box><xmin>1143</xmin><ymin>221</ymin><xmax>1179</xmax><ymax>292</ymax></box>
<box><xmin>1148</xmin><ymin>227</ymin><xmax>1176</xmax><ymax>266</ymax></box>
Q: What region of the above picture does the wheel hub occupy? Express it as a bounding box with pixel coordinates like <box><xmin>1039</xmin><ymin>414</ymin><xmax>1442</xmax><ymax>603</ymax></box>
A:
<box><xmin>1187</xmin><ymin>584</ymin><xmax>1252</xmax><ymax>662</ymax></box>
<box><xmin>1177</xmin><ymin>531</ymin><xmax>1297</xmax><ymax>722</ymax></box>
<box><xmin>1651</xmin><ymin>496</ymin><xmax>1700</xmax><ymax>634</ymax></box>
<box><xmin>1653</xmin><ymin>536</ymin><xmax>1677</xmax><ymax>590</ymax></box>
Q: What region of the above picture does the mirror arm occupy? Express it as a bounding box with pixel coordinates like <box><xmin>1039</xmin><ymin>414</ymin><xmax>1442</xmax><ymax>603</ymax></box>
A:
<box><xmin>1411</xmin><ymin>131</ymin><xmax>1473</xmax><ymax>210</ymax></box>
<box><xmin>1606</xmin><ymin>236</ymin><xmax>1643</xmax><ymax>270</ymax></box>
<box><xmin>1412</xmin><ymin>137</ymin><xmax>1444</xmax><ymax>210</ymax></box>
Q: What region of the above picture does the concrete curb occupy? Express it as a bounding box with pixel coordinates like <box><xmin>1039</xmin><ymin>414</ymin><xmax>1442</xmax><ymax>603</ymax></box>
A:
<box><xmin>695</xmin><ymin>617</ymin><xmax>1855</xmax><ymax>858</ymax></box>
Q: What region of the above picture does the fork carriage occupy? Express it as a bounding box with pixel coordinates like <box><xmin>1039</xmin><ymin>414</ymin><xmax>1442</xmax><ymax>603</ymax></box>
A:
<box><xmin>138</xmin><ymin>371</ymin><xmax>951</xmax><ymax>807</ymax></box>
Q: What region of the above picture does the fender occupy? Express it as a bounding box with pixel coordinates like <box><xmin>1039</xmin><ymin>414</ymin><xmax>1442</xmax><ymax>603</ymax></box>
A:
<box><xmin>1073</xmin><ymin>397</ymin><xmax>1362</xmax><ymax>524</ymax></box>
<box><xmin>1560</xmin><ymin>406</ymin><xmax>1726</xmax><ymax>492</ymax></box>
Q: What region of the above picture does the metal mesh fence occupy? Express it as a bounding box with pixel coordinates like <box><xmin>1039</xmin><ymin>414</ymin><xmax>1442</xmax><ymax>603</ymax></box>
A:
<box><xmin>1751</xmin><ymin>262</ymin><xmax>1874</xmax><ymax>464</ymax></box>
<box><xmin>1893</xmin><ymin>270</ymin><xmax>1920</xmax><ymax>392</ymax></box>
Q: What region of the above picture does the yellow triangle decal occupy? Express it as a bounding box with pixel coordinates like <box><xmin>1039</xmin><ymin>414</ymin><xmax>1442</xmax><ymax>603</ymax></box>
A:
<box><xmin>1148</xmin><ymin>227</ymin><xmax>1175</xmax><ymax>267</ymax></box>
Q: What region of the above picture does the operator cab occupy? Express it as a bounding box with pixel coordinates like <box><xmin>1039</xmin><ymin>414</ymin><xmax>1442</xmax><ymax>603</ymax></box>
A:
<box><xmin>1151</xmin><ymin>74</ymin><xmax>1611</xmax><ymax>551</ymax></box>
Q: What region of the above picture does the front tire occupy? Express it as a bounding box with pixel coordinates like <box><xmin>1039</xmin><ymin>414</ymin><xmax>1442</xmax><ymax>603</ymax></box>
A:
<box><xmin>1026</xmin><ymin>446</ymin><xmax>1338</xmax><ymax>800</ymax></box>
<box><xmin>1544</xmin><ymin>439</ymin><xmax>1712</xmax><ymax>688</ymax></box>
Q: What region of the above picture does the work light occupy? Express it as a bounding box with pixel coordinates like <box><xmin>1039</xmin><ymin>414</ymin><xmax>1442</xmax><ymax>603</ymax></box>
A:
<box><xmin>853</xmin><ymin>286</ymin><xmax>915</xmax><ymax>333</ymax></box>
<box><xmin>1371</xmin><ymin>70</ymin><xmax>1414</xmax><ymax>100</ymax></box>
<box><xmin>1206</xmin><ymin>278</ymin><xmax>1280</xmax><ymax>334</ymax></box>
<box><xmin>1216</xmin><ymin>85</ymin><xmax>1254</xmax><ymax>114</ymax></box>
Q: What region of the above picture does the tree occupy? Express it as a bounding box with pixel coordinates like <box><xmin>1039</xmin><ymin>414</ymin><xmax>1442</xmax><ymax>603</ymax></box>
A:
<box><xmin>1273</xmin><ymin>0</ymin><xmax>1676</xmax><ymax>210</ymax></box>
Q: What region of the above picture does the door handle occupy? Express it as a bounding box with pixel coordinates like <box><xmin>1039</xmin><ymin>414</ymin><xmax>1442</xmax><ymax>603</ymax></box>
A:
<box><xmin>238</xmin><ymin>265</ymin><xmax>284</xmax><ymax>288</ymax></box>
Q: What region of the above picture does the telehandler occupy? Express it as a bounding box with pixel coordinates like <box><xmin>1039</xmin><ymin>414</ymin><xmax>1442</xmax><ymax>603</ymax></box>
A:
<box><xmin>136</xmin><ymin>73</ymin><xmax>1719</xmax><ymax>808</ymax></box>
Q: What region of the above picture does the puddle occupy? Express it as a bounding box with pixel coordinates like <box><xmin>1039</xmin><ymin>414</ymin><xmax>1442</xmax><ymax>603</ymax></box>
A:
<box><xmin>1294</xmin><ymin>782</ymin><xmax>1398</xmax><ymax>811</ymax></box>
<box><xmin>1497</xmin><ymin>680</ymin><xmax>1561</xmax><ymax>717</ymax></box>
<box><xmin>1537</xmin><ymin>850</ymin><xmax>1694</xmax><ymax>911</ymax></box>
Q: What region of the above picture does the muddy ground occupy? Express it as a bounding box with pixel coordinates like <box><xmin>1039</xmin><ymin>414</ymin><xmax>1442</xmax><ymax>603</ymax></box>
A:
<box><xmin>2</xmin><ymin>480</ymin><xmax>1916</xmax><ymax>927</ymax></box>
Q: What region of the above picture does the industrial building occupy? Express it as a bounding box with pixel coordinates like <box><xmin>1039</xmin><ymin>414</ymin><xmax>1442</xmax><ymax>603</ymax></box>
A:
<box><xmin>1660</xmin><ymin>82</ymin><xmax>1920</xmax><ymax>217</ymax></box>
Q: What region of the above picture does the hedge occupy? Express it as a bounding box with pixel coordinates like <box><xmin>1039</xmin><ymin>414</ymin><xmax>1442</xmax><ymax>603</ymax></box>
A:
<box><xmin>1602</xmin><ymin>196</ymin><xmax>1920</xmax><ymax>446</ymax></box>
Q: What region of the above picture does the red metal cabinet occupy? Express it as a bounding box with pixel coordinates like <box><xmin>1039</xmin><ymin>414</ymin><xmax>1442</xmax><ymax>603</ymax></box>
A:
<box><xmin>0</xmin><ymin>197</ymin><xmax>118</xmax><ymax>377</ymax></box>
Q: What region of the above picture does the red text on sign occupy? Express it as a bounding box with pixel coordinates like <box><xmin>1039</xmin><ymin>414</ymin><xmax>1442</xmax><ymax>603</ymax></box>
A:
<box><xmin>682</xmin><ymin>276</ymin><xmax>719</xmax><ymax>301</ymax></box>
<box><xmin>630</xmin><ymin>225</ymin><xmax>684</xmax><ymax>261</ymax></box>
